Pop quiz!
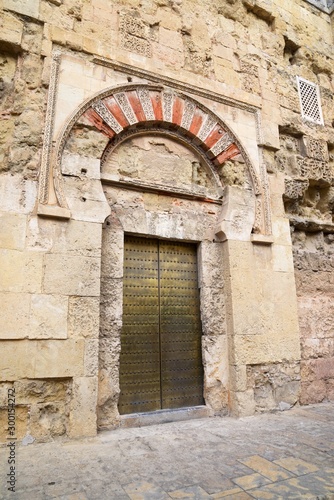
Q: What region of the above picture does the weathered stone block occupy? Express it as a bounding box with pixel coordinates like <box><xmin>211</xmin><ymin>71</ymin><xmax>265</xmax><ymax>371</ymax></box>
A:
<box><xmin>0</xmin><ymin>293</ymin><xmax>30</xmax><ymax>339</ymax></box>
<box><xmin>68</xmin><ymin>296</ymin><xmax>100</xmax><ymax>338</ymax></box>
<box><xmin>0</xmin><ymin>173</ymin><xmax>37</xmax><ymax>214</ymax></box>
<box><xmin>69</xmin><ymin>376</ymin><xmax>98</xmax><ymax>438</ymax></box>
<box><xmin>231</xmin><ymin>332</ymin><xmax>300</xmax><ymax>365</ymax></box>
<box><xmin>0</xmin><ymin>11</ymin><xmax>23</xmax><ymax>51</ymax></box>
<box><xmin>0</xmin><ymin>340</ymin><xmax>84</xmax><ymax>380</ymax></box>
<box><xmin>29</xmin><ymin>294</ymin><xmax>68</xmax><ymax>339</ymax></box>
<box><xmin>230</xmin><ymin>268</ymin><xmax>300</xmax><ymax>340</ymax></box>
<box><xmin>101</xmin><ymin>221</ymin><xmax>124</xmax><ymax>279</ymax></box>
<box><xmin>84</xmin><ymin>339</ymin><xmax>99</xmax><ymax>376</ymax></box>
<box><xmin>260</xmin><ymin>119</ymin><xmax>280</xmax><ymax>150</ymax></box>
<box><xmin>230</xmin><ymin>364</ymin><xmax>247</xmax><ymax>392</ymax></box>
<box><xmin>274</xmin><ymin>381</ymin><xmax>300</xmax><ymax>406</ymax></box>
<box><xmin>230</xmin><ymin>389</ymin><xmax>255</xmax><ymax>417</ymax></box>
<box><xmin>0</xmin><ymin>382</ymin><xmax>13</xmax><ymax>406</ymax></box>
<box><xmin>29</xmin><ymin>402</ymin><xmax>68</xmax><ymax>441</ymax></box>
<box><xmin>202</xmin><ymin>335</ymin><xmax>228</xmax><ymax>412</ymax></box>
<box><xmin>0</xmin><ymin>406</ymin><xmax>29</xmax><ymax>442</ymax></box>
<box><xmin>0</xmin><ymin>250</ymin><xmax>43</xmax><ymax>293</ymax></box>
<box><xmin>14</xmin><ymin>379</ymin><xmax>71</xmax><ymax>404</ymax></box>
<box><xmin>198</xmin><ymin>241</ymin><xmax>224</xmax><ymax>289</ymax></box>
<box><xmin>62</xmin><ymin>153</ymin><xmax>101</xmax><ymax>180</ymax></box>
<box><xmin>34</xmin><ymin>339</ymin><xmax>85</xmax><ymax>378</ymax></box>
<box><xmin>63</xmin><ymin>177</ymin><xmax>111</xmax><ymax>224</ymax></box>
<box><xmin>159</xmin><ymin>27</ymin><xmax>183</xmax><ymax>52</ymax></box>
<box><xmin>215</xmin><ymin>186</ymin><xmax>255</xmax><ymax>241</ymax></box>
<box><xmin>254</xmin><ymin>382</ymin><xmax>277</xmax><ymax>412</ymax></box>
<box><xmin>100</xmin><ymin>279</ymin><xmax>123</xmax><ymax>334</ymax></box>
<box><xmin>298</xmin><ymin>296</ymin><xmax>334</xmax><ymax>342</ymax></box>
<box><xmin>300</xmin><ymin>380</ymin><xmax>327</xmax><ymax>405</ymax></box>
<box><xmin>4</xmin><ymin>0</ymin><xmax>40</xmax><ymax>18</ymax></box>
<box><xmin>50</xmin><ymin>219</ymin><xmax>102</xmax><ymax>258</ymax></box>
<box><xmin>272</xmin><ymin>244</ymin><xmax>295</xmax><ymax>272</ymax></box>
<box><xmin>271</xmin><ymin>217</ymin><xmax>292</xmax><ymax>246</ymax></box>
<box><xmin>200</xmin><ymin>287</ymin><xmax>226</xmax><ymax>336</ymax></box>
<box><xmin>43</xmin><ymin>254</ymin><xmax>101</xmax><ymax>296</ymax></box>
<box><xmin>0</xmin><ymin>212</ymin><xmax>27</xmax><ymax>250</ymax></box>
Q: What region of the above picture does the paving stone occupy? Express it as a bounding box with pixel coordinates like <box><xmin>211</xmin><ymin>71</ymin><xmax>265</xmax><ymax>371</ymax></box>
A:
<box><xmin>43</xmin><ymin>480</ymin><xmax>86</xmax><ymax>498</ymax></box>
<box><xmin>219</xmin><ymin>493</ymin><xmax>253</xmax><ymax>499</ymax></box>
<box><xmin>232</xmin><ymin>472</ymin><xmax>272</xmax><ymax>490</ymax></box>
<box><xmin>56</xmin><ymin>494</ymin><xmax>89</xmax><ymax>500</ymax></box>
<box><xmin>82</xmin><ymin>481</ymin><xmax>130</xmax><ymax>499</ymax></box>
<box><xmin>273</xmin><ymin>457</ymin><xmax>319</xmax><ymax>475</ymax></box>
<box><xmin>248</xmin><ymin>469</ymin><xmax>334</xmax><ymax>499</ymax></box>
<box><xmin>1</xmin><ymin>488</ymin><xmax>46</xmax><ymax>500</ymax></box>
<box><xmin>239</xmin><ymin>455</ymin><xmax>293</xmax><ymax>481</ymax></box>
<box><xmin>123</xmin><ymin>480</ymin><xmax>170</xmax><ymax>500</ymax></box>
<box><xmin>168</xmin><ymin>485</ymin><xmax>211</xmax><ymax>498</ymax></box>
<box><xmin>210</xmin><ymin>487</ymin><xmax>246</xmax><ymax>498</ymax></box>
<box><xmin>198</xmin><ymin>475</ymin><xmax>236</xmax><ymax>495</ymax></box>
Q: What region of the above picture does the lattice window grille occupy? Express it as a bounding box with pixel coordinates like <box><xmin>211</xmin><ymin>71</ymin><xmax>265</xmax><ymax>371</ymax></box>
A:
<box><xmin>297</xmin><ymin>77</ymin><xmax>324</xmax><ymax>125</ymax></box>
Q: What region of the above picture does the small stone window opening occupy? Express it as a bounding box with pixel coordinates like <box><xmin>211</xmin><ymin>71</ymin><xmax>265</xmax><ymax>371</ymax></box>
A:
<box><xmin>297</xmin><ymin>76</ymin><xmax>324</xmax><ymax>125</ymax></box>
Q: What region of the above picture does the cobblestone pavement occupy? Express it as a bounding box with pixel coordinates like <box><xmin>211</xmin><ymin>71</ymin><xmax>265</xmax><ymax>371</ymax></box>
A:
<box><xmin>1</xmin><ymin>403</ymin><xmax>333</xmax><ymax>499</ymax></box>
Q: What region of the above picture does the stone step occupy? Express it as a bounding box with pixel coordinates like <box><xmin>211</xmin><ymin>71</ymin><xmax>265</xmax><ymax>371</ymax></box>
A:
<box><xmin>120</xmin><ymin>405</ymin><xmax>214</xmax><ymax>428</ymax></box>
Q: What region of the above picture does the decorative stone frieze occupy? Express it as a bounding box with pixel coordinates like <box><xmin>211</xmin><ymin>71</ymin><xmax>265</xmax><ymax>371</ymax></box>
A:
<box><xmin>302</xmin><ymin>137</ymin><xmax>329</xmax><ymax>162</ymax></box>
<box><xmin>284</xmin><ymin>179</ymin><xmax>308</xmax><ymax>200</ymax></box>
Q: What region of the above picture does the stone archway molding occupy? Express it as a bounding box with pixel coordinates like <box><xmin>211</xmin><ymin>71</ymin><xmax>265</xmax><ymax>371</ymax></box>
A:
<box><xmin>38</xmin><ymin>82</ymin><xmax>270</xmax><ymax>235</ymax></box>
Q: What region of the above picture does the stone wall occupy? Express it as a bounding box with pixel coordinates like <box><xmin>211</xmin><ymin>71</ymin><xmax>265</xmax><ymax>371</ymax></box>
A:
<box><xmin>275</xmin><ymin>128</ymin><xmax>334</xmax><ymax>405</ymax></box>
<box><xmin>293</xmin><ymin>231</ymin><xmax>334</xmax><ymax>404</ymax></box>
<box><xmin>0</xmin><ymin>0</ymin><xmax>333</xmax><ymax>442</ymax></box>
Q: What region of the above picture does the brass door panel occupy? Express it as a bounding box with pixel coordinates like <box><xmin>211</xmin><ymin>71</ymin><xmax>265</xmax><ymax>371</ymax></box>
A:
<box><xmin>159</xmin><ymin>241</ymin><xmax>203</xmax><ymax>409</ymax></box>
<box><xmin>118</xmin><ymin>236</ymin><xmax>204</xmax><ymax>415</ymax></box>
<box><xmin>119</xmin><ymin>237</ymin><xmax>160</xmax><ymax>414</ymax></box>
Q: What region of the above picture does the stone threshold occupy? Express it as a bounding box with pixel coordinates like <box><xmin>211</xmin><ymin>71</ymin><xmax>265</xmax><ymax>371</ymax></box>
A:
<box><xmin>120</xmin><ymin>406</ymin><xmax>213</xmax><ymax>428</ymax></box>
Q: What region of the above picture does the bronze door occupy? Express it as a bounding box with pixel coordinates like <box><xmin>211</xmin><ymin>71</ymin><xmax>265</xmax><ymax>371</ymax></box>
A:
<box><xmin>118</xmin><ymin>236</ymin><xmax>204</xmax><ymax>415</ymax></box>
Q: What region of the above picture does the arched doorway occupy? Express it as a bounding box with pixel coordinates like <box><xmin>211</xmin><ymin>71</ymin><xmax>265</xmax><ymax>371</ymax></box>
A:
<box><xmin>98</xmin><ymin>130</ymin><xmax>230</xmax><ymax>426</ymax></box>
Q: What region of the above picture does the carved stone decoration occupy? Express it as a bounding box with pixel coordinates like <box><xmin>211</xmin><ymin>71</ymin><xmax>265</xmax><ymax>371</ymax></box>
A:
<box><xmin>120</xmin><ymin>33</ymin><xmax>152</xmax><ymax>57</ymax></box>
<box><xmin>197</xmin><ymin>115</ymin><xmax>217</xmax><ymax>142</ymax></box>
<box><xmin>284</xmin><ymin>179</ymin><xmax>309</xmax><ymax>200</ymax></box>
<box><xmin>92</xmin><ymin>101</ymin><xmax>123</xmax><ymax>134</ymax></box>
<box><xmin>114</xmin><ymin>92</ymin><xmax>138</xmax><ymax>125</ymax></box>
<box><xmin>180</xmin><ymin>100</ymin><xmax>196</xmax><ymax>130</ymax></box>
<box><xmin>209</xmin><ymin>133</ymin><xmax>233</xmax><ymax>158</ymax></box>
<box><xmin>254</xmin><ymin>197</ymin><xmax>263</xmax><ymax>233</ymax></box>
<box><xmin>162</xmin><ymin>91</ymin><xmax>173</xmax><ymax>123</ymax></box>
<box><xmin>38</xmin><ymin>50</ymin><xmax>62</xmax><ymax>205</ymax></box>
<box><xmin>119</xmin><ymin>13</ymin><xmax>146</xmax><ymax>38</ymax></box>
<box><xmin>297</xmin><ymin>157</ymin><xmax>332</xmax><ymax>183</ymax></box>
<box><xmin>41</xmin><ymin>83</ymin><xmax>269</xmax><ymax>234</ymax></box>
<box><xmin>119</xmin><ymin>13</ymin><xmax>152</xmax><ymax>57</ymax></box>
<box><xmin>137</xmin><ymin>87</ymin><xmax>155</xmax><ymax>121</ymax></box>
<box><xmin>303</xmin><ymin>137</ymin><xmax>329</xmax><ymax>162</ymax></box>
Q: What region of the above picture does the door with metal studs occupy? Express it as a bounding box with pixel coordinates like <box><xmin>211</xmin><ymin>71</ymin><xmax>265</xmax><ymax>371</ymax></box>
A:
<box><xmin>118</xmin><ymin>235</ymin><xmax>204</xmax><ymax>415</ymax></box>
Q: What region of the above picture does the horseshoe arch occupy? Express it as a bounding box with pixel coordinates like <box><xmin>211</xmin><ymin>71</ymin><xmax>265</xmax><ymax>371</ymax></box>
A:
<box><xmin>40</xmin><ymin>83</ymin><xmax>269</xmax><ymax>235</ymax></box>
